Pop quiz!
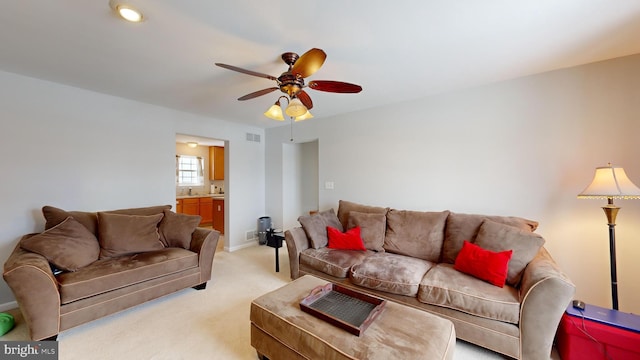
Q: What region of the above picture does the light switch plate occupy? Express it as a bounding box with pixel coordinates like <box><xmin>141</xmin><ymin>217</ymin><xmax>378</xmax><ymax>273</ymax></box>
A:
<box><xmin>325</xmin><ymin>181</ymin><xmax>334</xmax><ymax>190</ymax></box>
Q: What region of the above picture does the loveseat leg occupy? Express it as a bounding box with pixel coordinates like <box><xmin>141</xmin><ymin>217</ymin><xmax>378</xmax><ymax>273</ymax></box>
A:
<box><xmin>43</xmin><ymin>334</ymin><xmax>58</xmax><ymax>341</ymax></box>
<box><xmin>193</xmin><ymin>282</ymin><xmax>207</xmax><ymax>290</ymax></box>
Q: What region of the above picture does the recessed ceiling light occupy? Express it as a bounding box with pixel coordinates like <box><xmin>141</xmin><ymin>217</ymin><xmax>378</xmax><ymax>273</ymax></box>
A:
<box><xmin>109</xmin><ymin>1</ymin><xmax>144</xmax><ymax>23</ymax></box>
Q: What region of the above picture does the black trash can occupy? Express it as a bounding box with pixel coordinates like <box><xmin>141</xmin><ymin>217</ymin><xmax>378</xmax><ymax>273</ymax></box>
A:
<box><xmin>257</xmin><ymin>216</ymin><xmax>271</xmax><ymax>245</ymax></box>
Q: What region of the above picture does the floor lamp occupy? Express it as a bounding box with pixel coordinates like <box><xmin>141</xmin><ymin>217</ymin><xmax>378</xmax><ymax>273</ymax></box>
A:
<box><xmin>578</xmin><ymin>163</ymin><xmax>640</xmax><ymax>310</ymax></box>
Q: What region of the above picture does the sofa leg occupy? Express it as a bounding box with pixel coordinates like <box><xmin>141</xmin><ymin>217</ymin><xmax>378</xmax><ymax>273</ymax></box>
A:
<box><xmin>42</xmin><ymin>334</ymin><xmax>58</xmax><ymax>341</ymax></box>
<box><xmin>192</xmin><ymin>282</ymin><xmax>207</xmax><ymax>290</ymax></box>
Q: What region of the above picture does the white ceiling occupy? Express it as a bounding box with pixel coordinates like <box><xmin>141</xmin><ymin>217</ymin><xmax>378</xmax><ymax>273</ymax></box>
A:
<box><xmin>1</xmin><ymin>1</ymin><xmax>639</xmax><ymax>129</ymax></box>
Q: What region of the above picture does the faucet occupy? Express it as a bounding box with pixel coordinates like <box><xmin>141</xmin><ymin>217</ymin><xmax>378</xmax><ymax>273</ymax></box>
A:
<box><xmin>188</xmin><ymin>188</ymin><xmax>192</xmax><ymax>196</ymax></box>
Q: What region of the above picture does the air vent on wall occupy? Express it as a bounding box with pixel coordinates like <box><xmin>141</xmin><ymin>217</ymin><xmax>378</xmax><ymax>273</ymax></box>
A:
<box><xmin>246</xmin><ymin>133</ymin><xmax>261</xmax><ymax>143</ymax></box>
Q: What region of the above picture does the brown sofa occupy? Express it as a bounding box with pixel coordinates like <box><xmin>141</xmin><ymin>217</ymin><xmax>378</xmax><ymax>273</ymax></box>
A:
<box><xmin>3</xmin><ymin>204</ymin><xmax>219</xmax><ymax>341</ymax></box>
<box><xmin>285</xmin><ymin>200</ymin><xmax>575</xmax><ymax>360</ymax></box>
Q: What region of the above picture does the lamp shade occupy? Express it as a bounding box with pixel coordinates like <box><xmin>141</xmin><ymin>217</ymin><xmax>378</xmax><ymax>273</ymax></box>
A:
<box><xmin>264</xmin><ymin>103</ymin><xmax>285</xmax><ymax>121</ymax></box>
<box><xmin>578</xmin><ymin>164</ymin><xmax>640</xmax><ymax>199</ymax></box>
<box><xmin>285</xmin><ymin>98</ymin><xmax>307</xmax><ymax>117</ymax></box>
<box><xmin>294</xmin><ymin>110</ymin><xmax>314</xmax><ymax>121</ymax></box>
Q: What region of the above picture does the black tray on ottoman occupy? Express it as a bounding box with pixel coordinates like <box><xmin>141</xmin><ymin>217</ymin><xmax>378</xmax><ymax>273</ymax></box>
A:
<box><xmin>300</xmin><ymin>283</ymin><xmax>386</xmax><ymax>336</ymax></box>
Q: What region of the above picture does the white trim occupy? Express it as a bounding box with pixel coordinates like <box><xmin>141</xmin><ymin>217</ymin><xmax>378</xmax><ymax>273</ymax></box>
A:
<box><xmin>0</xmin><ymin>301</ymin><xmax>18</xmax><ymax>312</ymax></box>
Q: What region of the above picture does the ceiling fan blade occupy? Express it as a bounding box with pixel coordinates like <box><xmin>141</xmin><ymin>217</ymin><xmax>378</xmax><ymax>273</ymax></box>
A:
<box><xmin>237</xmin><ymin>87</ymin><xmax>279</xmax><ymax>101</ymax></box>
<box><xmin>291</xmin><ymin>48</ymin><xmax>326</xmax><ymax>78</ymax></box>
<box><xmin>215</xmin><ymin>63</ymin><xmax>277</xmax><ymax>81</ymax></box>
<box><xmin>308</xmin><ymin>80</ymin><xmax>362</xmax><ymax>93</ymax></box>
<box><xmin>296</xmin><ymin>90</ymin><xmax>313</xmax><ymax>110</ymax></box>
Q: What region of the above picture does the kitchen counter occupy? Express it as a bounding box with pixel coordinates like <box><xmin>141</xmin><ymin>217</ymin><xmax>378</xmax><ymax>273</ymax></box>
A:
<box><xmin>176</xmin><ymin>194</ymin><xmax>225</xmax><ymax>199</ymax></box>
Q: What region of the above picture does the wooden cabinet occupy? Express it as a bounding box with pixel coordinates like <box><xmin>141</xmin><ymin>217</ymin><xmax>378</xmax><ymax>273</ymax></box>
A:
<box><xmin>181</xmin><ymin>198</ymin><xmax>199</xmax><ymax>216</ymax></box>
<box><xmin>176</xmin><ymin>197</ymin><xmax>217</xmax><ymax>227</ymax></box>
<box><xmin>199</xmin><ymin>197</ymin><xmax>213</xmax><ymax>226</ymax></box>
<box><xmin>213</xmin><ymin>199</ymin><xmax>224</xmax><ymax>234</ymax></box>
<box><xmin>209</xmin><ymin>146</ymin><xmax>224</xmax><ymax>180</ymax></box>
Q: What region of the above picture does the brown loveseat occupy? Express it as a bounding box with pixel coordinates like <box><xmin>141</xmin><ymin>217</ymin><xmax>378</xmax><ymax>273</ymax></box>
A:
<box><xmin>285</xmin><ymin>200</ymin><xmax>575</xmax><ymax>360</ymax></box>
<box><xmin>3</xmin><ymin>204</ymin><xmax>219</xmax><ymax>341</ymax></box>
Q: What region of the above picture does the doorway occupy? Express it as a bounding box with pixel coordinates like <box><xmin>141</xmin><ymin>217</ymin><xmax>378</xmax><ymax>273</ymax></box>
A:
<box><xmin>175</xmin><ymin>133</ymin><xmax>227</xmax><ymax>251</ymax></box>
<box><xmin>282</xmin><ymin>140</ymin><xmax>319</xmax><ymax>230</ymax></box>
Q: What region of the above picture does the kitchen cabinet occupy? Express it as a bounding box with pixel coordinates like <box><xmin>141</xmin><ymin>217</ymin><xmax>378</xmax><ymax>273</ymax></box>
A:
<box><xmin>176</xmin><ymin>197</ymin><xmax>216</xmax><ymax>227</ymax></box>
<box><xmin>209</xmin><ymin>146</ymin><xmax>224</xmax><ymax>180</ymax></box>
<box><xmin>181</xmin><ymin>198</ymin><xmax>199</xmax><ymax>216</ymax></box>
<box><xmin>199</xmin><ymin>197</ymin><xmax>213</xmax><ymax>226</ymax></box>
<box><xmin>213</xmin><ymin>199</ymin><xmax>224</xmax><ymax>234</ymax></box>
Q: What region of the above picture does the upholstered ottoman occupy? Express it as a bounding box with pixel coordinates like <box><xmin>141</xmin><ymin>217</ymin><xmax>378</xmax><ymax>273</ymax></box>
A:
<box><xmin>250</xmin><ymin>275</ymin><xmax>455</xmax><ymax>360</ymax></box>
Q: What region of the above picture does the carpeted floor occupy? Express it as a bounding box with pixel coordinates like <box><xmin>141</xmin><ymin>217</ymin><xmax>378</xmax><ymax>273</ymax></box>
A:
<box><xmin>1</xmin><ymin>239</ymin><xmax>553</xmax><ymax>359</ymax></box>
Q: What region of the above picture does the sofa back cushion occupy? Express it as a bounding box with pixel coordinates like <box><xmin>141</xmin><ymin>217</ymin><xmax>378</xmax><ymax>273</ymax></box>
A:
<box><xmin>158</xmin><ymin>209</ymin><xmax>201</xmax><ymax>249</ymax></box>
<box><xmin>346</xmin><ymin>211</ymin><xmax>386</xmax><ymax>252</ymax></box>
<box><xmin>474</xmin><ymin>220</ymin><xmax>545</xmax><ymax>286</ymax></box>
<box><xmin>384</xmin><ymin>210</ymin><xmax>449</xmax><ymax>262</ymax></box>
<box><xmin>298</xmin><ymin>209</ymin><xmax>343</xmax><ymax>249</ymax></box>
<box><xmin>97</xmin><ymin>212</ymin><xmax>165</xmax><ymax>259</ymax></box>
<box><xmin>43</xmin><ymin>205</ymin><xmax>172</xmax><ymax>236</ymax></box>
<box><xmin>336</xmin><ymin>200</ymin><xmax>388</xmax><ymax>230</ymax></box>
<box><xmin>442</xmin><ymin>212</ymin><xmax>538</xmax><ymax>264</ymax></box>
<box><xmin>20</xmin><ymin>216</ymin><xmax>100</xmax><ymax>272</ymax></box>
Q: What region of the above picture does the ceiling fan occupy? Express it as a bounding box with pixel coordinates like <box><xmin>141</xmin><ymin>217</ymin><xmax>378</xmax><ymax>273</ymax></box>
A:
<box><xmin>215</xmin><ymin>48</ymin><xmax>362</xmax><ymax>120</ymax></box>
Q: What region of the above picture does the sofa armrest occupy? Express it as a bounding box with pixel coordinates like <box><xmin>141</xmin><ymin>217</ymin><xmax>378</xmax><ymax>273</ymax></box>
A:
<box><xmin>3</xmin><ymin>236</ymin><xmax>61</xmax><ymax>340</ymax></box>
<box><xmin>519</xmin><ymin>247</ymin><xmax>575</xmax><ymax>360</ymax></box>
<box><xmin>189</xmin><ymin>228</ymin><xmax>220</xmax><ymax>283</ymax></box>
<box><xmin>284</xmin><ymin>227</ymin><xmax>310</xmax><ymax>280</ymax></box>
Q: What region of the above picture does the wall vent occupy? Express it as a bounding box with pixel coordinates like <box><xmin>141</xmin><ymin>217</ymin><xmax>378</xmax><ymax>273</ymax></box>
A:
<box><xmin>245</xmin><ymin>230</ymin><xmax>257</xmax><ymax>241</ymax></box>
<box><xmin>246</xmin><ymin>133</ymin><xmax>261</xmax><ymax>143</ymax></box>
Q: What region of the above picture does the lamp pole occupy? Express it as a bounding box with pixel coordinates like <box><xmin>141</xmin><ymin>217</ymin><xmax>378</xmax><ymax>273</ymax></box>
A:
<box><xmin>602</xmin><ymin>199</ymin><xmax>620</xmax><ymax>310</ymax></box>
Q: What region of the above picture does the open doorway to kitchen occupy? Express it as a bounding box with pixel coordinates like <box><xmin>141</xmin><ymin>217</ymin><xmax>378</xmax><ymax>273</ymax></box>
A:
<box><xmin>176</xmin><ymin>134</ymin><xmax>227</xmax><ymax>251</ymax></box>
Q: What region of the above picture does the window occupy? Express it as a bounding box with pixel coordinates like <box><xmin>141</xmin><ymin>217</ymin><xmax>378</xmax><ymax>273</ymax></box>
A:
<box><xmin>176</xmin><ymin>155</ymin><xmax>204</xmax><ymax>186</ymax></box>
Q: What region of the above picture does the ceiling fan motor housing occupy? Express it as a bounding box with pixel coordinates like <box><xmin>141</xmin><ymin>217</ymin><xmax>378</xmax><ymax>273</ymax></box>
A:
<box><xmin>278</xmin><ymin>72</ymin><xmax>304</xmax><ymax>97</ymax></box>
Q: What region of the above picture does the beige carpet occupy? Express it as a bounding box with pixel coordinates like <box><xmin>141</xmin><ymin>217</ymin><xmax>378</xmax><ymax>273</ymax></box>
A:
<box><xmin>1</xmin><ymin>240</ymin><xmax>547</xmax><ymax>359</ymax></box>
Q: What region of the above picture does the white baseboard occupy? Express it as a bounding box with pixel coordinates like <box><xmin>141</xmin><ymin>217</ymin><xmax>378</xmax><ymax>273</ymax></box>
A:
<box><xmin>0</xmin><ymin>301</ymin><xmax>17</xmax><ymax>312</ymax></box>
<box><xmin>227</xmin><ymin>240</ymin><xmax>258</xmax><ymax>252</ymax></box>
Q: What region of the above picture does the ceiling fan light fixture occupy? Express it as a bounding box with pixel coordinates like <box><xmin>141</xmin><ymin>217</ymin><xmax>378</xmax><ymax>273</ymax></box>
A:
<box><xmin>264</xmin><ymin>102</ymin><xmax>285</xmax><ymax>121</ymax></box>
<box><xmin>295</xmin><ymin>110</ymin><xmax>314</xmax><ymax>122</ymax></box>
<box><xmin>285</xmin><ymin>97</ymin><xmax>307</xmax><ymax>117</ymax></box>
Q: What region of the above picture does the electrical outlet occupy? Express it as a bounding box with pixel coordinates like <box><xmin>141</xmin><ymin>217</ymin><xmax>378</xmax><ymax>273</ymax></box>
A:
<box><xmin>325</xmin><ymin>181</ymin><xmax>334</xmax><ymax>190</ymax></box>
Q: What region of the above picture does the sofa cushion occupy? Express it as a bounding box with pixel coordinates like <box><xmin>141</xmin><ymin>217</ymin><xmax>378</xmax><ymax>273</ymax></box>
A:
<box><xmin>327</xmin><ymin>226</ymin><xmax>366</xmax><ymax>251</ymax></box>
<box><xmin>474</xmin><ymin>220</ymin><xmax>545</xmax><ymax>286</ymax></box>
<box><xmin>43</xmin><ymin>205</ymin><xmax>172</xmax><ymax>236</ymax></box>
<box><xmin>42</xmin><ymin>206</ymin><xmax>101</xmax><ymax>236</ymax></box>
<box><xmin>300</xmin><ymin>247</ymin><xmax>371</xmax><ymax>278</ymax></box>
<box><xmin>97</xmin><ymin>212</ymin><xmax>165</xmax><ymax>259</ymax></box>
<box><xmin>442</xmin><ymin>212</ymin><xmax>539</xmax><ymax>264</ymax></box>
<box><xmin>383</xmin><ymin>209</ymin><xmax>449</xmax><ymax>262</ymax></box>
<box><xmin>350</xmin><ymin>253</ymin><xmax>434</xmax><ymax>296</ymax></box>
<box><xmin>298</xmin><ymin>209</ymin><xmax>343</xmax><ymax>249</ymax></box>
<box><xmin>336</xmin><ymin>200</ymin><xmax>388</xmax><ymax>230</ymax></box>
<box><xmin>20</xmin><ymin>216</ymin><xmax>100</xmax><ymax>272</ymax></box>
<box><xmin>418</xmin><ymin>263</ymin><xmax>521</xmax><ymax>324</ymax></box>
<box><xmin>454</xmin><ymin>240</ymin><xmax>512</xmax><ymax>287</ymax></box>
<box><xmin>346</xmin><ymin>211</ymin><xmax>386</xmax><ymax>252</ymax></box>
<box><xmin>56</xmin><ymin>247</ymin><xmax>198</xmax><ymax>304</ymax></box>
<box><xmin>158</xmin><ymin>210</ymin><xmax>201</xmax><ymax>249</ymax></box>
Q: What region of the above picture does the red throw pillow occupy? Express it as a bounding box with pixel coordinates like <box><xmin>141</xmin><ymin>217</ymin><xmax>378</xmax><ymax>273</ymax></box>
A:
<box><xmin>327</xmin><ymin>226</ymin><xmax>366</xmax><ymax>251</ymax></box>
<box><xmin>454</xmin><ymin>240</ymin><xmax>512</xmax><ymax>287</ymax></box>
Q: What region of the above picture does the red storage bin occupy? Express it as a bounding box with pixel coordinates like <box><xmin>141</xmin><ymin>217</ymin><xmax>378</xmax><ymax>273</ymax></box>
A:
<box><xmin>556</xmin><ymin>303</ymin><xmax>640</xmax><ymax>360</ymax></box>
